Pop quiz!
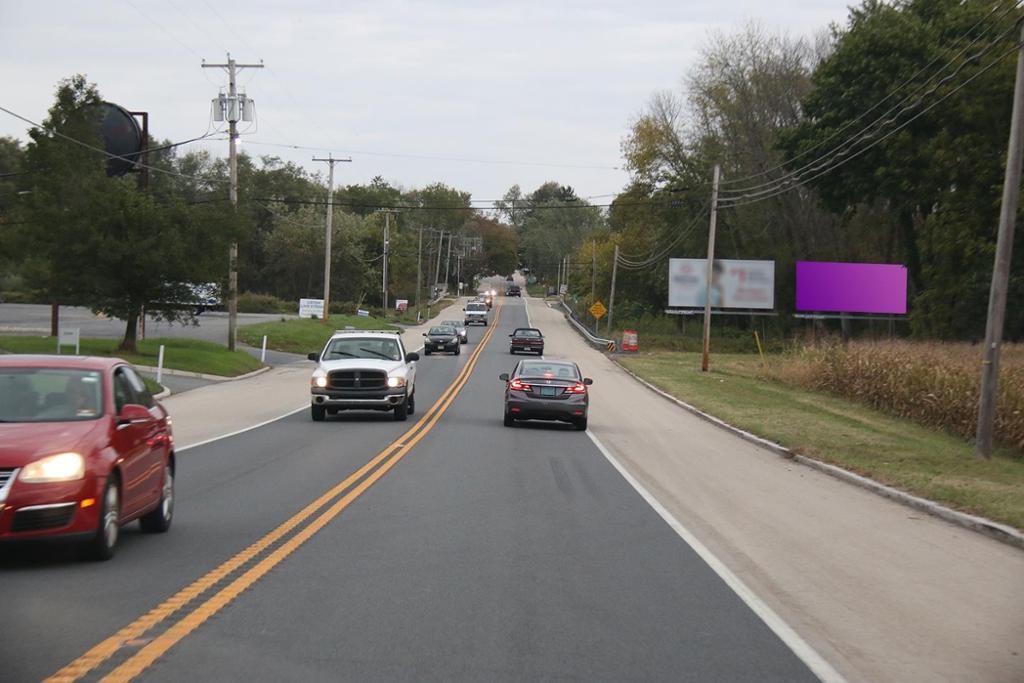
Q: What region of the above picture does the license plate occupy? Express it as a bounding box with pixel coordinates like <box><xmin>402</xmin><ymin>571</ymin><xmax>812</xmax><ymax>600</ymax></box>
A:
<box><xmin>541</xmin><ymin>387</ymin><xmax>557</xmax><ymax>397</ymax></box>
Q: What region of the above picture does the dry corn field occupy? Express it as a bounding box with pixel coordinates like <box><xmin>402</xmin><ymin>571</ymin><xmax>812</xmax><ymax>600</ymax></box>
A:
<box><xmin>770</xmin><ymin>341</ymin><xmax>1024</xmax><ymax>455</ymax></box>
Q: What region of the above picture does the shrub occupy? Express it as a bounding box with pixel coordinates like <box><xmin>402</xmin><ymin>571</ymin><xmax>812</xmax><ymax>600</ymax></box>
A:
<box><xmin>237</xmin><ymin>292</ymin><xmax>292</xmax><ymax>314</ymax></box>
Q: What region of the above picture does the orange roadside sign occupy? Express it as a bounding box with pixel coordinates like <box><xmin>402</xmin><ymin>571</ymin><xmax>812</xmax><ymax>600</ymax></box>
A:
<box><xmin>589</xmin><ymin>301</ymin><xmax>607</xmax><ymax>319</ymax></box>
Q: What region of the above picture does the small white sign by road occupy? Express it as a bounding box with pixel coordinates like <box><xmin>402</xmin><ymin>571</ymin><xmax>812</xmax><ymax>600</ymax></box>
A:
<box><xmin>58</xmin><ymin>328</ymin><xmax>81</xmax><ymax>355</ymax></box>
<box><xmin>299</xmin><ymin>298</ymin><xmax>325</xmax><ymax>319</ymax></box>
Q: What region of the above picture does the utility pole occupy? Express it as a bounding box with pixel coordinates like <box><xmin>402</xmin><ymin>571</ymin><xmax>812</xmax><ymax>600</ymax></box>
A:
<box><xmin>416</xmin><ymin>225</ymin><xmax>423</xmax><ymax>321</ymax></box>
<box><xmin>591</xmin><ymin>239</ymin><xmax>597</xmax><ymax>334</ymax></box>
<box><xmin>701</xmin><ymin>165</ymin><xmax>721</xmax><ymax>373</ymax></box>
<box><xmin>976</xmin><ymin>24</ymin><xmax>1024</xmax><ymax>457</ymax></box>
<box><xmin>204</xmin><ymin>54</ymin><xmax>263</xmax><ymax>351</ymax></box>
<box><xmin>376</xmin><ymin>209</ymin><xmax>400</xmax><ymax>313</ymax></box>
<box><xmin>607</xmin><ymin>245</ymin><xmax>619</xmax><ymax>334</ymax></box>
<box><xmin>312</xmin><ymin>155</ymin><xmax>351</xmax><ymax>323</ymax></box>
<box><xmin>434</xmin><ymin>231</ymin><xmax>445</xmax><ymax>297</ymax></box>
<box><xmin>444</xmin><ymin>230</ymin><xmax>454</xmax><ymax>289</ymax></box>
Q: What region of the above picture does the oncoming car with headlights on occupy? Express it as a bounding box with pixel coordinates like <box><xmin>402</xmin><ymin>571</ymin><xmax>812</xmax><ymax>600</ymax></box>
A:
<box><xmin>308</xmin><ymin>330</ymin><xmax>419</xmax><ymax>422</ymax></box>
<box><xmin>499</xmin><ymin>359</ymin><xmax>593</xmax><ymax>431</ymax></box>
<box><xmin>423</xmin><ymin>325</ymin><xmax>461</xmax><ymax>355</ymax></box>
<box><xmin>0</xmin><ymin>355</ymin><xmax>176</xmax><ymax>560</ymax></box>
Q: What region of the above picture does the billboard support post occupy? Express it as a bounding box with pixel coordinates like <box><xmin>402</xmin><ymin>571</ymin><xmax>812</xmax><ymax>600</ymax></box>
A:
<box><xmin>701</xmin><ymin>165</ymin><xmax>721</xmax><ymax>373</ymax></box>
<box><xmin>977</xmin><ymin>22</ymin><xmax>1024</xmax><ymax>458</ymax></box>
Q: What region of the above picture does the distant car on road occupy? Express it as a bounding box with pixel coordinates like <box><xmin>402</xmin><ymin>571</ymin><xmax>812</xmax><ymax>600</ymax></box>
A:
<box><xmin>505</xmin><ymin>285</ymin><xmax>521</xmax><ymax>297</ymax></box>
<box><xmin>499</xmin><ymin>359</ymin><xmax>593</xmax><ymax>431</ymax></box>
<box><xmin>423</xmin><ymin>325</ymin><xmax>461</xmax><ymax>356</ymax></box>
<box><xmin>441</xmin><ymin>319</ymin><xmax>468</xmax><ymax>344</ymax></box>
<box><xmin>0</xmin><ymin>355</ymin><xmax>175</xmax><ymax>560</ymax></box>
<box><xmin>308</xmin><ymin>330</ymin><xmax>419</xmax><ymax>422</ymax></box>
<box><xmin>509</xmin><ymin>327</ymin><xmax>544</xmax><ymax>355</ymax></box>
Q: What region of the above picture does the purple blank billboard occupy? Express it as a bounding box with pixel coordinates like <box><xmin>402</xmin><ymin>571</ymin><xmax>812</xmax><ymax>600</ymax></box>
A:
<box><xmin>796</xmin><ymin>261</ymin><xmax>907</xmax><ymax>314</ymax></box>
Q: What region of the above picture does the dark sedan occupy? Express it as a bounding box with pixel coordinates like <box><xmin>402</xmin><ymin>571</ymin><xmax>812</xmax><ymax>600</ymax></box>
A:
<box><xmin>423</xmin><ymin>325</ymin><xmax>461</xmax><ymax>355</ymax></box>
<box><xmin>499</xmin><ymin>359</ymin><xmax>593</xmax><ymax>431</ymax></box>
<box><xmin>509</xmin><ymin>327</ymin><xmax>544</xmax><ymax>355</ymax></box>
<box><xmin>441</xmin><ymin>319</ymin><xmax>469</xmax><ymax>344</ymax></box>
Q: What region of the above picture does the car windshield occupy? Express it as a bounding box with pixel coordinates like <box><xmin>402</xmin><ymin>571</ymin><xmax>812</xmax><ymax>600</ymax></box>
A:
<box><xmin>442</xmin><ymin>320</ymin><xmax>462</xmax><ymax>328</ymax></box>
<box><xmin>519</xmin><ymin>362</ymin><xmax>579</xmax><ymax>380</ymax></box>
<box><xmin>429</xmin><ymin>326</ymin><xmax>455</xmax><ymax>335</ymax></box>
<box><xmin>467</xmin><ymin>304</ymin><xmax>487</xmax><ymax>311</ymax></box>
<box><xmin>0</xmin><ymin>367</ymin><xmax>104</xmax><ymax>422</ymax></box>
<box><xmin>515</xmin><ymin>329</ymin><xmax>541</xmax><ymax>337</ymax></box>
<box><xmin>323</xmin><ymin>337</ymin><xmax>401</xmax><ymax>361</ymax></box>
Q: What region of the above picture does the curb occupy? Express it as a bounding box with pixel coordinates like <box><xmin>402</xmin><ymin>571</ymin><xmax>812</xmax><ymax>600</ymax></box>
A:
<box><xmin>612</xmin><ymin>359</ymin><xmax>1024</xmax><ymax>552</ymax></box>
<box><xmin>153</xmin><ymin>385</ymin><xmax>171</xmax><ymax>400</ymax></box>
<box><xmin>132</xmin><ymin>364</ymin><xmax>271</xmax><ymax>382</ymax></box>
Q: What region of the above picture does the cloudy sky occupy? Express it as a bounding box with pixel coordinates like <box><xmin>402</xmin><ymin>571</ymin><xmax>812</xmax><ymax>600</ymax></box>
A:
<box><xmin>1</xmin><ymin>1</ymin><xmax>853</xmax><ymax>203</ymax></box>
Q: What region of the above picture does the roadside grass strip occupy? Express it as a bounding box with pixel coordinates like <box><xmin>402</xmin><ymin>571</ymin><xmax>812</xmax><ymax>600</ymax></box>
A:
<box><xmin>238</xmin><ymin>315</ymin><xmax>398</xmax><ymax>355</ymax></box>
<box><xmin>47</xmin><ymin>301</ymin><xmax>504</xmax><ymax>683</ymax></box>
<box><xmin>0</xmin><ymin>336</ymin><xmax>262</xmax><ymax>377</ymax></box>
<box><xmin>619</xmin><ymin>352</ymin><xmax>1024</xmax><ymax>530</ymax></box>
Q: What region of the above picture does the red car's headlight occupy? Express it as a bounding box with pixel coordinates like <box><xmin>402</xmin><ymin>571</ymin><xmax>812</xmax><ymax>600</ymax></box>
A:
<box><xmin>20</xmin><ymin>452</ymin><xmax>86</xmax><ymax>483</ymax></box>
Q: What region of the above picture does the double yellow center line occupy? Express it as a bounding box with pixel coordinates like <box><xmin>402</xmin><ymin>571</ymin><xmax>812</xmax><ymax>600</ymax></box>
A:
<box><xmin>48</xmin><ymin>300</ymin><xmax>504</xmax><ymax>683</ymax></box>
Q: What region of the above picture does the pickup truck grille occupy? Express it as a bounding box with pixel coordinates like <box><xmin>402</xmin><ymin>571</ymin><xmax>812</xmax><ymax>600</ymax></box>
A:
<box><xmin>328</xmin><ymin>369</ymin><xmax>387</xmax><ymax>391</ymax></box>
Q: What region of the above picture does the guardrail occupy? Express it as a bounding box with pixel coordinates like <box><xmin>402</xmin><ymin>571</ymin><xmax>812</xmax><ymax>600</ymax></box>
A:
<box><xmin>558</xmin><ymin>299</ymin><xmax>617</xmax><ymax>352</ymax></box>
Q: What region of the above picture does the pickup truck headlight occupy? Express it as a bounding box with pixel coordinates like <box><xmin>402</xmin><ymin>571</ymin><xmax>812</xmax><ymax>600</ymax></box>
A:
<box><xmin>311</xmin><ymin>370</ymin><xmax>328</xmax><ymax>388</ymax></box>
<box><xmin>20</xmin><ymin>452</ymin><xmax>85</xmax><ymax>483</ymax></box>
<box><xmin>387</xmin><ymin>376</ymin><xmax>406</xmax><ymax>388</ymax></box>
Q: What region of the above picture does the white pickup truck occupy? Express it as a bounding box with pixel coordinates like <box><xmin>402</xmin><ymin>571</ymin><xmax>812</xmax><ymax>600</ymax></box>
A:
<box><xmin>307</xmin><ymin>330</ymin><xmax>419</xmax><ymax>422</ymax></box>
<box><xmin>463</xmin><ymin>301</ymin><xmax>489</xmax><ymax>326</ymax></box>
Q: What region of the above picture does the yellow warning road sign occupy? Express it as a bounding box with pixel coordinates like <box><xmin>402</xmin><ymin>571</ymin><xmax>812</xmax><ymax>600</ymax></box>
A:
<box><xmin>589</xmin><ymin>301</ymin><xmax>607</xmax><ymax>319</ymax></box>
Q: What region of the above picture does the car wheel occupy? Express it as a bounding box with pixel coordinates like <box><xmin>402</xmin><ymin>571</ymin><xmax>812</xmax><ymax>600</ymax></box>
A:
<box><xmin>510</xmin><ymin>349</ymin><xmax>516</xmax><ymax>355</ymax></box>
<box><xmin>407</xmin><ymin>392</ymin><xmax>415</xmax><ymax>415</ymax></box>
<box><xmin>85</xmin><ymin>476</ymin><xmax>120</xmax><ymax>561</ymax></box>
<box><xmin>140</xmin><ymin>462</ymin><xmax>174</xmax><ymax>533</ymax></box>
<box><xmin>424</xmin><ymin>348</ymin><xmax>432</xmax><ymax>356</ymax></box>
<box><xmin>454</xmin><ymin>345</ymin><xmax>461</xmax><ymax>355</ymax></box>
<box><xmin>574</xmin><ymin>417</ymin><xmax>588</xmax><ymax>431</ymax></box>
<box><xmin>393</xmin><ymin>395</ymin><xmax>409</xmax><ymax>421</ymax></box>
<box><xmin>503</xmin><ymin>411</ymin><xmax>515</xmax><ymax>427</ymax></box>
<box><xmin>311</xmin><ymin>404</ymin><xmax>326</xmax><ymax>421</ymax></box>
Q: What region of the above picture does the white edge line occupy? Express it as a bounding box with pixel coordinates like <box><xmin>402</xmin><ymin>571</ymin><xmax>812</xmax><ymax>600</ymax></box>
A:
<box><xmin>176</xmin><ymin>405</ymin><xmax>307</xmax><ymax>453</ymax></box>
<box><xmin>585</xmin><ymin>429</ymin><xmax>848</xmax><ymax>683</ymax></box>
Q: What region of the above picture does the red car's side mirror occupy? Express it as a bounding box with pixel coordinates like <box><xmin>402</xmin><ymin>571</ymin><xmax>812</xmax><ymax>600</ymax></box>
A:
<box><xmin>117</xmin><ymin>404</ymin><xmax>153</xmax><ymax>426</ymax></box>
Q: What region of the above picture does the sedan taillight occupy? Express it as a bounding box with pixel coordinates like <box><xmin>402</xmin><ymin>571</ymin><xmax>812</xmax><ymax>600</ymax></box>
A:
<box><xmin>564</xmin><ymin>382</ymin><xmax>587</xmax><ymax>394</ymax></box>
<box><xmin>509</xmin><ymin>379</ymin><xmax>531</xmax><ymax>391</ymax></box>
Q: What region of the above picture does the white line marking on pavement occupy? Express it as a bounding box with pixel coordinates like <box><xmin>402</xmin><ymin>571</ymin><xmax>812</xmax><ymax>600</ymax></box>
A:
<box><xmin>586</xmin><ymin>429</ymin><xmax>847</xmax><ymax>683</ymax></box>
<box><xmin>177</xmin><ymin>405</ymin><xmax>307</xmax><ymax>453</ymax></box>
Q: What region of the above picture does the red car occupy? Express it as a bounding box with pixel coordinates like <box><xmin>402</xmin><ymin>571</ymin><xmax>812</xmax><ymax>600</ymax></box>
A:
<box><xmin>0</xmin><ymin>355</ymin><xmax>175</xmax><ymax>560</ymax></box>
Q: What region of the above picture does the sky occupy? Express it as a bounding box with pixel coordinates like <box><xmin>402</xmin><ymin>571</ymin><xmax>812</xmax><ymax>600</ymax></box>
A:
<box><xmin>0</xmin><ymin>0</ymin><xmax>854</xmax><ymax>204</ymax></box>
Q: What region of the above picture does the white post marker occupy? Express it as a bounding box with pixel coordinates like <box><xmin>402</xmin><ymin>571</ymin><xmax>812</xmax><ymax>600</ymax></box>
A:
<box><xmin>261</xmin><ymin>335</ymin><xmax>268</xmax><ymax>363</ymax></box>
<box><xmin>156</xmin><ymin>344</ymin><xmax>165</xmax><ymax>384</ymax></box>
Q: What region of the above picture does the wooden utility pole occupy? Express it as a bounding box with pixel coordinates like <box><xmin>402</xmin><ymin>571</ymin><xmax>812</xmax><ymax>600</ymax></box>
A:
<box><xmin>203</xmin><ymin>55</ymin><xmax>262</xmax><ymax>351</ymax></box>
<box><xmin>591</xmin><ymin>239</ymin><xmax>597</xmax><ymax>334</ymax></box>
<box><xmin>416</xmin><ymin>225</ymin><xmax>423</xmax><ymax>321</ymax></box>
<box><xmin>701</xmin><ymin>165</ymin><xmax>721</xmax><ymax>373</ymax></box>
<box><xmin>607</xmin><ymin>245</ymin><xmax>619</xmax><ymax>334</ymax></box>
<box><xmin>976</xmin><ymin>24</ymin><xmax>1024</xmax><ymax>457</ymax></box>
<box><xmin>312</xmin><ymin>155</ymin><xmax>351</xmax><ymax>323</ymax></box>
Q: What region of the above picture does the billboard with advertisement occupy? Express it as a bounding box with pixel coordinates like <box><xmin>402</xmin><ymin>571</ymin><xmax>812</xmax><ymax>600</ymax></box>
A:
<box><xmin>668</xmin><ymin>259</ymin><xmax>775</xmax><ymax>309</ymax></box>
<box><xmin>796</xmin><ymin>261</ymin><xmax>907</xmax><ymax>314</ymax></box>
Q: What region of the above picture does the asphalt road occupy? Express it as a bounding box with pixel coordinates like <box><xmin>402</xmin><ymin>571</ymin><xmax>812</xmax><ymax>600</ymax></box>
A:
<box><xmin>0</xmin><ymin>303</ymin><xmax>289</xmax><ymax>344</ymax></box>
<box><xmin>1</xmin><ymin>297</ymin><xmax>817</xmax><ymax>682</ymax></box>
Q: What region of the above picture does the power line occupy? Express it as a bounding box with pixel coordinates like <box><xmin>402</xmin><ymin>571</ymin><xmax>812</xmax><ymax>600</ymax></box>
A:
<box><xmin>719</xmin><ymin>29</ymin><xmax>1022</xmax><ymax>206</ymax></box>
<box><xmin>719</xmin><ymin>0</ymin><xmax>1020</xmax><ymax>187</ymax></box>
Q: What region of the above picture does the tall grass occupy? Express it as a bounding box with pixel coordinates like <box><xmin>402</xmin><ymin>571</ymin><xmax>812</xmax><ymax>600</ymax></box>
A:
<box><xmin>771</xmin><ymin>341</ymin><xmax>1024</xmax><ymax>454</ymax></box>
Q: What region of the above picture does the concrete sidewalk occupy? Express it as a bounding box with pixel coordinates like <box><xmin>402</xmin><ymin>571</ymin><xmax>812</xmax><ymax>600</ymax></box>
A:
<box><xmin>527</xmin><ymin>295</ymin><xmax>1024</xmax><ymax>683</ymax></box>
<box><xmin>162</xmin><ymin>298</ymin><xmax>470</xmax><ymax>449</ymax></box>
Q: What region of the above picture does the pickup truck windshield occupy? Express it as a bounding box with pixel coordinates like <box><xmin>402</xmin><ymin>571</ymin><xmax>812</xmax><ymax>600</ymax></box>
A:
<box><xmin>467</xmin><ymin>304</ymin><xmax>487</xmax><ymax>312</ymax></box>
<box><xmin>324</xmin><ymin>338</ymin><xmax>401</xmax><ymax>361</ymax></box>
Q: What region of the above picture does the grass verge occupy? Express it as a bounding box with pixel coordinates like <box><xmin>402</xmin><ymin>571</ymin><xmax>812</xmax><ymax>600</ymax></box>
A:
<box><xmin>618</xmin><ymin>351</ymin><xmax>1024</xmax><ymax>530</ymax></box>
<box><xmin>239</xmin><ymin>315</ymin><xmax>398</xmax><ymax>355</ymax></box>
<box><xmin>0</xmin><ymin>336</ymin><xmax>263</xmax><ymax>377</ymax></box>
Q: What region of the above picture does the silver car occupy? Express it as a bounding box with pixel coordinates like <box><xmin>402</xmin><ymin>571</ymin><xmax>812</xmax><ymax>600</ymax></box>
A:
<box><xmin>441</xmin><ymin>319</ymin><xmax>468</xmax><ymax>344</ymax></box>
<box><xmin>499</xmin><ymin>359</ymin><xmax>593</xmax><ymax>431</ymax></box>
